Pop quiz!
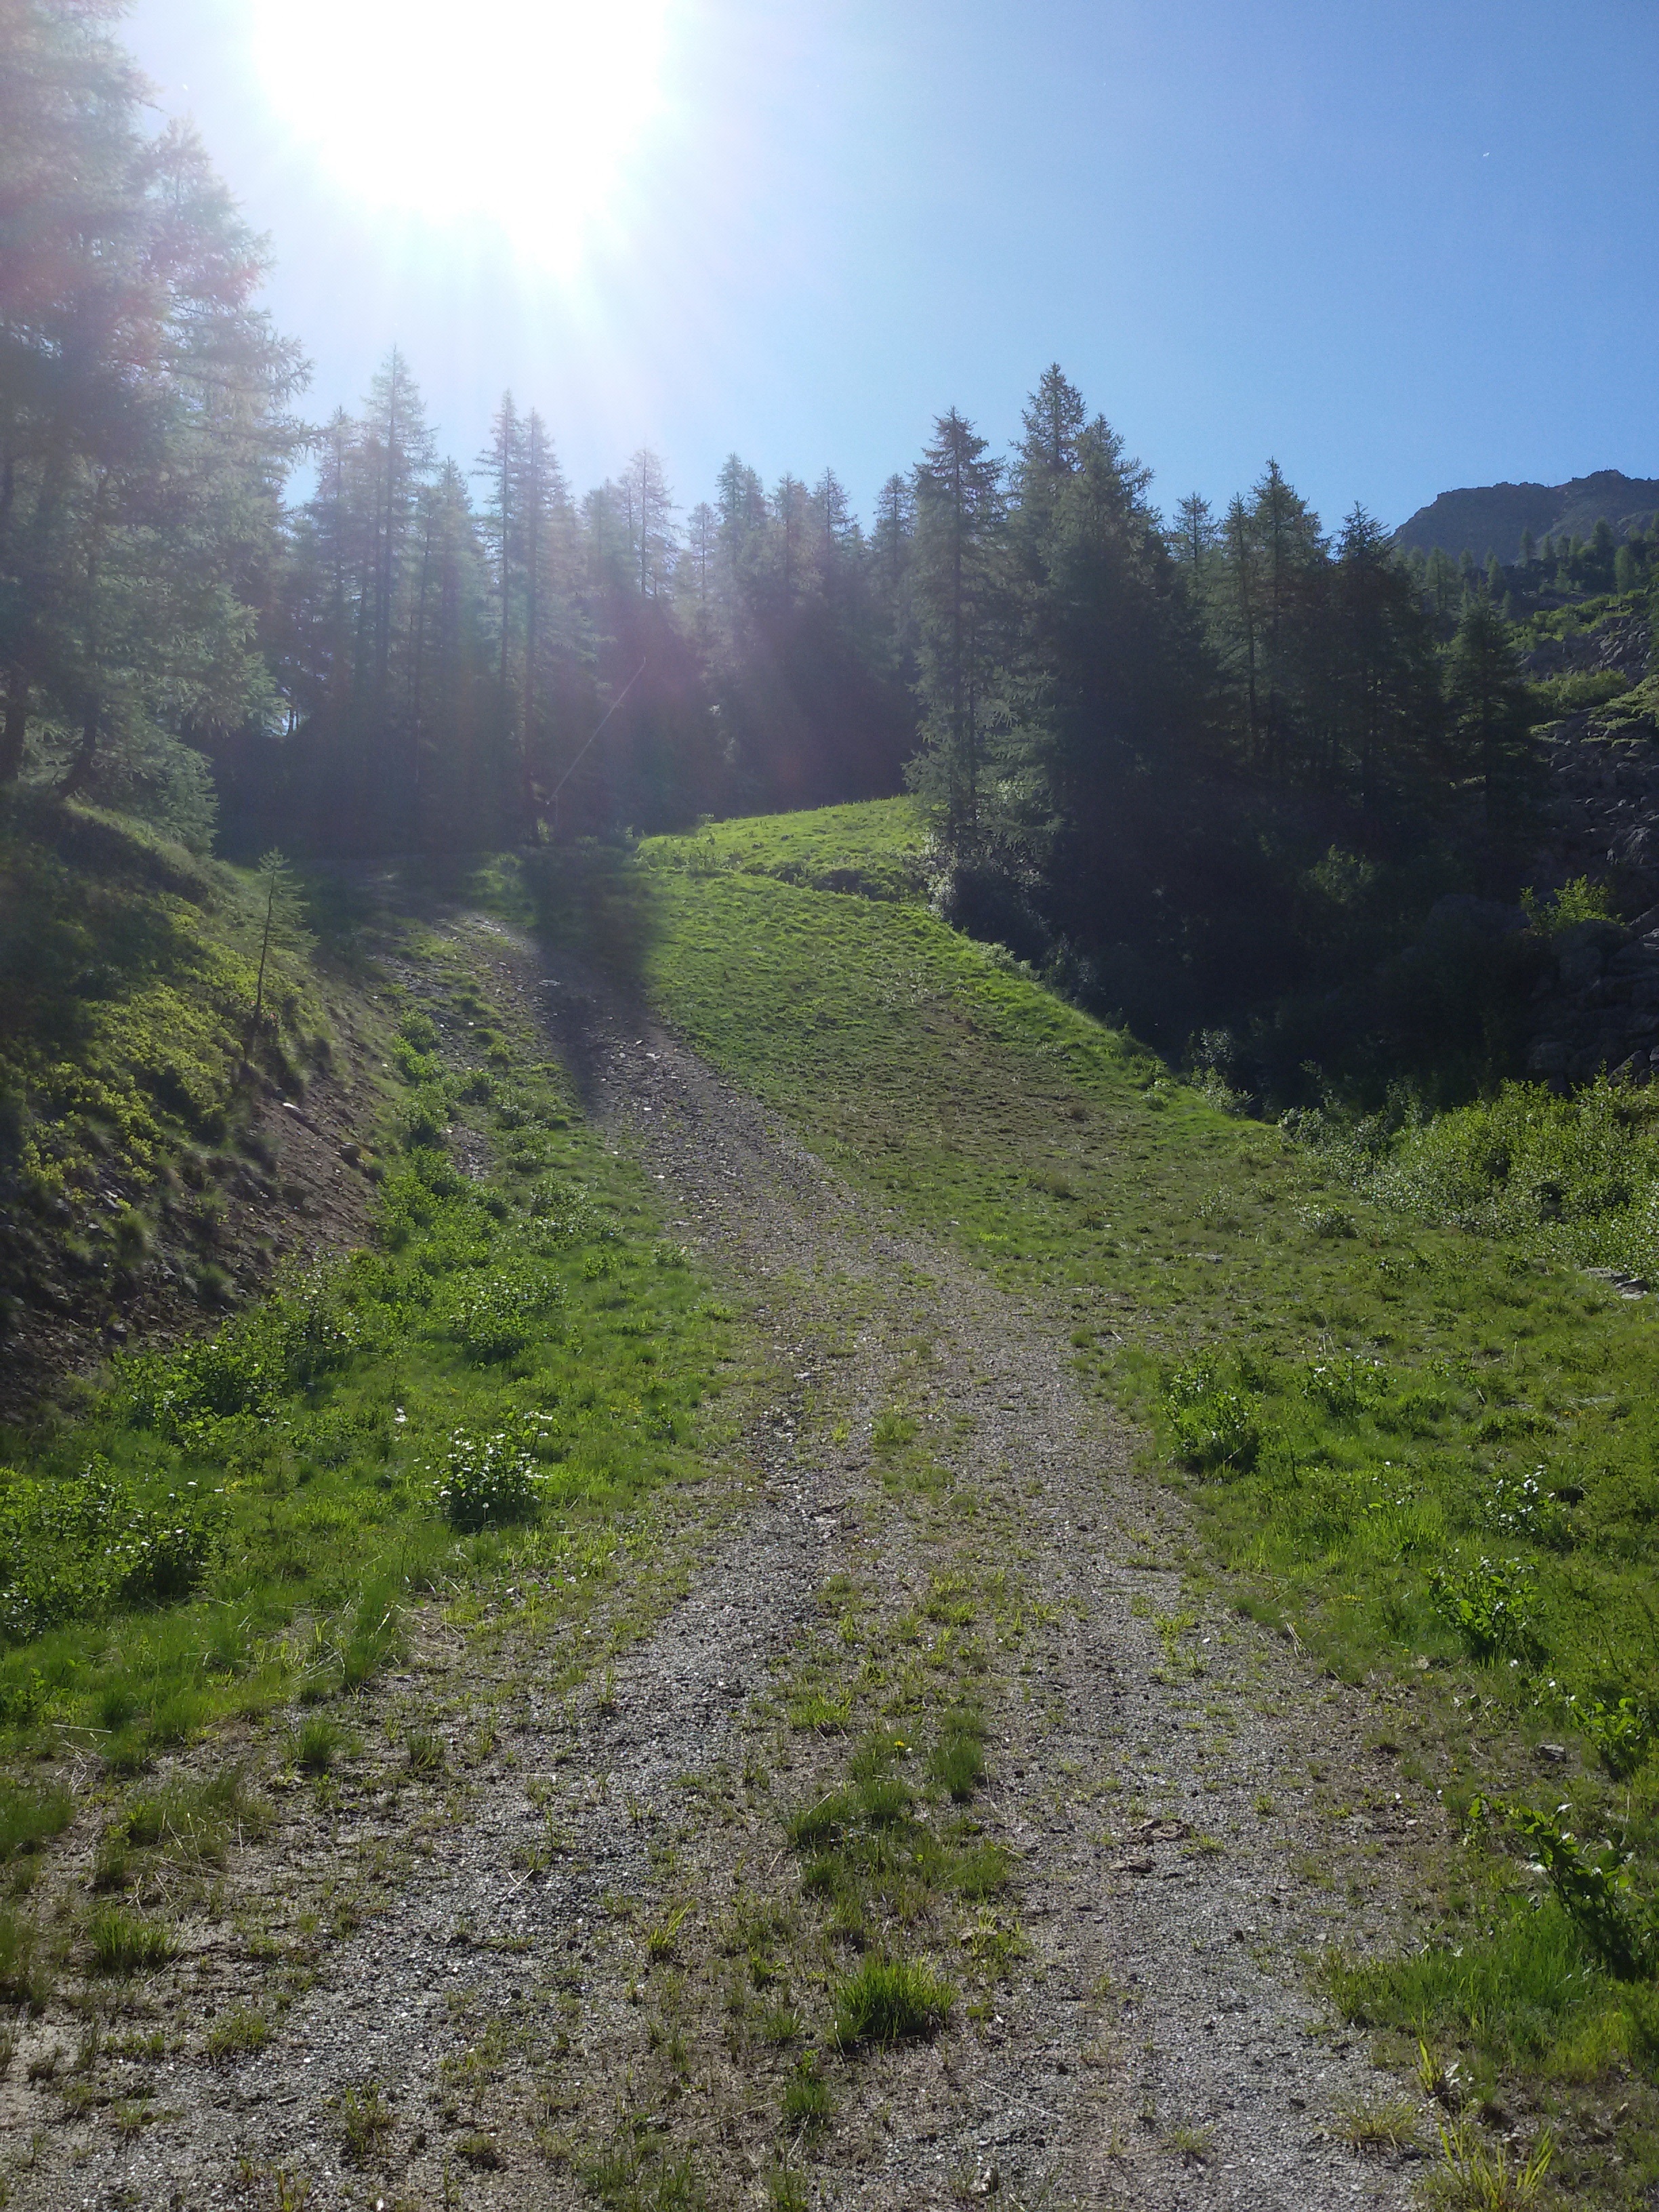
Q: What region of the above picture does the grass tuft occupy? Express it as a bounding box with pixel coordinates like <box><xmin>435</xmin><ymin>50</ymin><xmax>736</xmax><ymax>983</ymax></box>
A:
<box><xmin>830</xmin><ymin>1955</ymin><xmax>952</xmax><ymax>2048</ymax></box>
<box><xmin>89</xmin><ymin>1906</ymin><xmax>174</xmax><ymax>1975</ymax></box>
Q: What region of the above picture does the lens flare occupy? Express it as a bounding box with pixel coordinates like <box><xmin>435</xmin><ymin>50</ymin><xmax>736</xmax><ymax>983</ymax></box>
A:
<box><xmin>250</xmin><ymin>0</ymin><xmax>674</xmax><ymax>269</ymax></box>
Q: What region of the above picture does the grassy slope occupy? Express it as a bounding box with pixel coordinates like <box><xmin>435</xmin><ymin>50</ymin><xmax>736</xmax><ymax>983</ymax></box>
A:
<box><xmin>634</xmin><ymin>802</ymin><xmax>1659</xmax><ymax>2194</ymax></box>
<box><xmin>0</xmin><ymin>866</ymin><xmax>726</xmax><ymax>2024</ymax></box>
<box><xmin>0</xmin><ymin>797</ymin><xmax>363</xmax><ymax>1399</ymax></box>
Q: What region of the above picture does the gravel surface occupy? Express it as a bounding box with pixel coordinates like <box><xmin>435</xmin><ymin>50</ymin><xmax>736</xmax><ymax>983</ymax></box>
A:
<box><xmin>9</xmin><ymin>918</ymin><xmax>1433</xmax><ymax>2210</ymax></box>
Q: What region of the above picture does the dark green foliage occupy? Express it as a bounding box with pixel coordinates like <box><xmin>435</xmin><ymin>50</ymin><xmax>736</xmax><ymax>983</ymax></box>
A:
<box><xmin>0</xmin><ymin>1</ymin><xmax>302</xmax><ymax>811</ymax></box>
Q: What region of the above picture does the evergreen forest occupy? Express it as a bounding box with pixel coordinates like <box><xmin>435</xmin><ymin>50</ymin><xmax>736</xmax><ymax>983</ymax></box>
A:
<box><xmin>11</xmin><ymin>0</ymin><xmax>1659</xmax><ymax>1113</ymax></box>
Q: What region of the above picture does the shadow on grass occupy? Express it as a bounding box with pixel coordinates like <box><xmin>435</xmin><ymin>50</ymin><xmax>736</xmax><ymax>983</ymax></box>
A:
<box><xmin>516</xmin><ymin>840</ymin><xmax>662</xmax><ymax>997</ymax></box>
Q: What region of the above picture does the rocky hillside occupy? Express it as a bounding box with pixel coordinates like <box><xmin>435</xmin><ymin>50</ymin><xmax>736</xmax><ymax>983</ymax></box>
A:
<box><xmin>1394</xmin><ymin>468</ymin><xmax>1659</xmax><ymax>561</ymax></box>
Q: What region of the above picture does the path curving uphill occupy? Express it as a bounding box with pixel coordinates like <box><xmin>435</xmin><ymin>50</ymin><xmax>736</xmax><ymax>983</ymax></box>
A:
<box><xmin>16</xmin><ymin>914</ymin><xmax>1423</xmax><ymax>2211</ymax></box>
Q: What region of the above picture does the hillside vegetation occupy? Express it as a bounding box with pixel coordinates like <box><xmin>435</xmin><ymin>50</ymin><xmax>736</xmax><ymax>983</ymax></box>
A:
<box><xmin>0</xmin><ymin>798</ymin><xmax>1654</xmax><ymax>2196</ymax></box>
<box><xmin>630</xmin><ymin>800</ymin><xmax>1659</xmax><ymax>2194</ymax></box>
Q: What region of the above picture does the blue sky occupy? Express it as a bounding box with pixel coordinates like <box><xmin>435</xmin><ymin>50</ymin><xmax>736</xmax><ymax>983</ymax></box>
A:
<box><xmin>125</xmin><ymin>0</ymin><xmax>1658</xmax><ymax>533</ymax></box>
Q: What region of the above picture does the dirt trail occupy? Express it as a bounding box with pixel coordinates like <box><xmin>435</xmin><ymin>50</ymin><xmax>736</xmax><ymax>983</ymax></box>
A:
<box><xmin>19</xmin><ymin>918</ymin><xmax>1429</xmax><ymax>2211</ymax></box>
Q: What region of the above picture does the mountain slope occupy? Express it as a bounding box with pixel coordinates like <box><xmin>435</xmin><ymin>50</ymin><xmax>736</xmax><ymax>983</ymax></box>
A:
<box><xmin>1393</xmin><ymin>468</ymin><xmax>1659</xmax><ymax>559</ymax></box>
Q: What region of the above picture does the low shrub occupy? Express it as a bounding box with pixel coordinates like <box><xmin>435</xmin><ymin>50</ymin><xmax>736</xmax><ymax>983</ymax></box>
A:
<box><xmin>0</xmin><ymin>1464</ymin><xmax>220</xmax><ymax>1642</ymax></box>
<box><xmin>1164</xmin><ymin>1362</ymin><xmax>1262</xmax><ymax>1474</ymax></box>
<box><xmin>1429</xmin><ymin>1556</ymin><xmax>1542</xmax><ymax>1664</ymax></box>
<box><xmin>1494</xmin><ymin>1800</ymin><xmax>1656</xmax><ymax>1981</ymax></box>
<box><xmin>437</xmin><ymin>1429</ymin><xmax>541</xmax><ymax>1532</ymax></box>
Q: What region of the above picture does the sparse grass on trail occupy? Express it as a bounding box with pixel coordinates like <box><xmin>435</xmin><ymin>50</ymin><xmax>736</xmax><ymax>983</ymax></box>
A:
<box><xmin>530</xmin><ymin>800</ymin><xmax>1659</xmax><ymax>2201</ymax></box>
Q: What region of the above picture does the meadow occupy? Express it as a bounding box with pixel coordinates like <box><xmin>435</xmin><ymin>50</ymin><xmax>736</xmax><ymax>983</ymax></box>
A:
<box><xmin>2</xmin><ymin>796</ymin><xmax>1657</xmax><ymax>2194</ymax></box>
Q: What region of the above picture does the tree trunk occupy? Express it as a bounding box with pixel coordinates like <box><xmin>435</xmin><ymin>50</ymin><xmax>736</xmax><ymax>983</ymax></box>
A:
<box><xmin>57</xmin><ymin>692</ymin><xmax>99</xmax><ymax>799</ymax></box>
<box><xmin>0</xmin><ymin>669</ymin><xmax>27</xmax><ymax>785</ymax></box>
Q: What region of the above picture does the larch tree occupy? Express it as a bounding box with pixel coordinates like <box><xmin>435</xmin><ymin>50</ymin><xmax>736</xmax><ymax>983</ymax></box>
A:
<box><xmin>0</xmin><ymin>0</ymin><xmax>304</xmax><ymax>827</ymax></box>
<box><xmin>908</xmin><ymin>407</ymin><xmax>1005</xmax><ymax>850</ymax></box>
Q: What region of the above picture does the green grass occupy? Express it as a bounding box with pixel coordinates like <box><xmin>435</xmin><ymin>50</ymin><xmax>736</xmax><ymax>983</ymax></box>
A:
<box><xmin>0</xmin><ymin>1780</ymin><xmax>72</xmax><ymax>1861</ymax></box>
<box><xmin>546</xmin><ymin>803</ymin><xmax>1659</xmax><ymax>2160</ymax></box>
<box><xmin>638</xmin><ymin>796</ymin><xmax>928</xmax><ymax>904</ymax></box>
<box><xmin>927</xmin><ymin>1711</ymin><xmax>986</xmax><ymax>1801</ymax></box>
<box><xmin>0</xmin><ymin>793</ymin><xmax>329</xmax><ymax>1239</ymax></box>
<box><xmin>781</xmin><ymin>2053</ymin><xmax>834</xmax><ymax>2137</ymax></box>
<box><xmin>205</xmin><ymin>2006</ymin><xmax>271</xmax><ymax>2063</ymax></box>
<box><xmin>89</xmin><ymin>1906</ymin><xmax>175</xmax><ymax>1974</ymax></box>
<box><xmin>830</xmin><ymin>1955</ymin><xmax>953</xmax><ymax>2048</ymax></box>
<box><xmin>0</xmin><ymin>893</ymin><xmax>720</xmax><ymax>1777</ymax></box>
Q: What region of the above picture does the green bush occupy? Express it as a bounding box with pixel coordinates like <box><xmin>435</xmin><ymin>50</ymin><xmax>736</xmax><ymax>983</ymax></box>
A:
<box><xmin>0</xmin><ymin>1465</ymin><xmax>219</xmax><ymax>1641</ymax></box>
<box><xmin>398</xmin><ymin>1084</ymin><xmax>451</xmax><ymax>1147</ymax></box>
<box><xmin>1501</xmin><ymin>1803</ymin><xmax>1655</xmax><ymax>1980</ymax></box>
<box><xmin>1165</xmin><ymin>1362</ymin><xmax>1263</xmax><ymax>1473</ymax></box>
<box><xmin>438</xmin><ymin>1267</ymin><xmax>562</xmax><ymax>1363</ymax></box>
<box><xmin>1429</xmin><ymin>1556</ymin><xmax>1542</xmax><ymax>1664</ymax></box>
<box><xmin>1301</xmin><ymin>1355</ymin><xmax>1387</xmax><ymax>1417</ymax></box>
<box><xmin>437</xmin><ymin>1430</ymin><xmax>541</xmax><ymax>1532</ymax></box>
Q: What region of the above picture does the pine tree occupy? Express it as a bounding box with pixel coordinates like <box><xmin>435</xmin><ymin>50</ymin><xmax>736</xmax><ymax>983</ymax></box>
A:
<box><xmin>0</xmin><ymin>4</ymin><xmax>304</xmax><ymax>812</ymax></box>
<box><xmin>626</xmin><ymin>447</ymin><xmax>676</xmax><ymax>599</ymax></box>
<box><xmin>477</xmin><ymin>393</ymin><xmax>524</xmax><ymax>743</ymax></box>
<box><xmin>1331</xmin><ymin>506</ymin><xmax>1436</xmax><ymax>811</ymax></box>
<box><xmin>1172</xmin><ymin>493</ymin><xmax>1219</xmax><ymax>575</ymax></box>
<box><xmin>907</xmin><ymin>409</ymin><xmax>1005</xmax><ymax>849</ymax></box>
<box><xmin>1445</xmin><ymin>598</ymin><xmax>1534</xmax><ymax>827</ymax></box>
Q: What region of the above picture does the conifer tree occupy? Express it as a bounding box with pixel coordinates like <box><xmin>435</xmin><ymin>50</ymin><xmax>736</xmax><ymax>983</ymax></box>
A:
<box><xmin>1445</xmin><ymin>597</ymin><xmax>1534</xmax><ymax>827</ymax></box>
<box><xmin>907</xmin><ymin>409</ymin><xmax>1005</xmax><ymax>848</ymax></box>
<box><xmin>0</xmin><ymin>1</ymin><xmax>304</xmax><ymax>812</ymax></box>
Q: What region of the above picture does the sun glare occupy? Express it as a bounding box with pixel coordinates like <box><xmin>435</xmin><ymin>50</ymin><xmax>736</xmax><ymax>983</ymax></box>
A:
<box><xmin>250</xmin><ymin>0</ymin><xmax>674</xmax><ymax>268</ymax></box>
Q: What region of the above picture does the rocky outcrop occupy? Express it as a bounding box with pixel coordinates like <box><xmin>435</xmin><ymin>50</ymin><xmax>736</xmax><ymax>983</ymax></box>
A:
<box><xmin>1393</xmin><ymin>470</ymin><xmax>1659</xmax><ymax>560</ymax></box>
<box><xmin>1523</xmin><ymin>613</ymin><xmax>1652</xmax><ymax>683</ymax></box>
<box><xmin>1523</xmin><ymin>913</ymin><xmax>1659</xmax><ymax>1087</ymax></box>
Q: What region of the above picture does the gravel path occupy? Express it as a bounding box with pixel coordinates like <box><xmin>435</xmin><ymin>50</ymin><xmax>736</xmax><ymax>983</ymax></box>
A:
<box><xmin>12</xmin><ymin>917</ymin><xmax>1431</xmax><ymax>2211</ymax></box>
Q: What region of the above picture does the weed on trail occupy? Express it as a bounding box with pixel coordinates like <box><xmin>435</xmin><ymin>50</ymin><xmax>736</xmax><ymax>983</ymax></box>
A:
<box><xmin>831</xmin><ymin>1954</ymin><xmax>953</xmax><ymax>2048</ymax></box>
<box><xmin>621</xmin><ymin>802</ymin><xmax>1659</xmax><ymax>2192</ymax></box>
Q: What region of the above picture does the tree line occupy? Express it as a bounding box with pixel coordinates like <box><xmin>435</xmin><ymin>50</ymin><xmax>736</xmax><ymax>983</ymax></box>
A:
<box><xmin>6</xmin><ymin>0</ymin><xmax>1629</xmax><ymax>1103</ymax></box>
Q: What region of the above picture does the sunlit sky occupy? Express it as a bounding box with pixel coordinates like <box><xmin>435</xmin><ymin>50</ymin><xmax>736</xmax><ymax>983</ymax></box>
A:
<box><xmin>127</xmin><ymin>0</ymin><xmax>1658</xmax><ymax>532</ymax></box>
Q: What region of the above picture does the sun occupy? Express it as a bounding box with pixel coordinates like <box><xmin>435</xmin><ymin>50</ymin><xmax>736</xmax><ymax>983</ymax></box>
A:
<box><xmin>250</xmin><ymin>0</ymin><xmax>674</xmax><ymax>269</ymax></box>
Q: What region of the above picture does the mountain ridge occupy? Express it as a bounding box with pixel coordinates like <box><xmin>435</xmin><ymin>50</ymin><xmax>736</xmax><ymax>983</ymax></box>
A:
<box><xmin>1393</xmin><ymin>468</ymin><xmax>1659</xmax><ymax>560</ymax></box>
